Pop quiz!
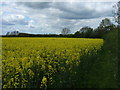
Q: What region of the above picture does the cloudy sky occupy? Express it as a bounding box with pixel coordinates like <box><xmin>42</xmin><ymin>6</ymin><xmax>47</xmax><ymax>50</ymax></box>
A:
<box><xmin>0</xmin><ymin>1</ymin><xmax>117</xmax><ymax>35</ymax></box>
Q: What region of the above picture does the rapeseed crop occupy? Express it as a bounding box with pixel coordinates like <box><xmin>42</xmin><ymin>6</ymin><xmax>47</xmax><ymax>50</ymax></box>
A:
<box><xmin>2</xmin><ymin>38</ymin><xmax>103</xmax><ymax>88</ymax></box>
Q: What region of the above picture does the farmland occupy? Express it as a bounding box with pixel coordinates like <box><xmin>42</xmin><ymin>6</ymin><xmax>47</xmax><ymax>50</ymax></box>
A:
<box><xmin>2</xmin><ymin>38</ymin><xmax>103</xmax><ymax>88</ymax></box>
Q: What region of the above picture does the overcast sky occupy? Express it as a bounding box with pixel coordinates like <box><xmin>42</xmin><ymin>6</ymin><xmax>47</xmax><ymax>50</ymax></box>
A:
<box><xmin>0</xmin><ymin>1</ymin><xmax>117</xmax><ymax>35</ymax></box>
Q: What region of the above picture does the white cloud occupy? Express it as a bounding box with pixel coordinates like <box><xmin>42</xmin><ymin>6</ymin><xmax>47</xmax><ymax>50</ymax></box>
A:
<box><xmin>3</xmin><ymin>14</ymin><xmax>25</xmax><ymax>22</ymax></box>
<box><xmin>2</xmin><ymin>14</ymin><xmax>30</xmax><ymax>26</ymax></box>
<box><xmin>1</xmin><ymin>2</ymin><xmax>116</xmax><ymax>35</ymax></box>
<box><xmin>27</xmin><ymin>20</ymin><xmax>35</xmax><ymax>28</ymax></box>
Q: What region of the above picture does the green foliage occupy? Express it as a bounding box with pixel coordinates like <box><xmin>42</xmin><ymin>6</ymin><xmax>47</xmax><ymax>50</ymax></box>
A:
<box><xmin>99</xmin><ymin>18</ymin><xmax>112</xmax><ymax>28</ymax></box>
<box><xmin>76</xmin><ymin>29</ymin><xmax>118</xmax><ymax>88</ymax></box>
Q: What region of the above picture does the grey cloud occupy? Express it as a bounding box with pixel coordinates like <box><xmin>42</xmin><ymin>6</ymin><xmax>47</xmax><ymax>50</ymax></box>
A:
<box><xmin>1</xmin><ymin>2</ymin><xmax>115</xmax><ymax>35</ymax></box>
<box><xmin>53</xmin><ymin>2</ymin><xmax>113</xmax><ymax>19</ymax></box>
<box><xmin>2</xmin><ymin>21</ymin><xmax>15</xmax><ymax>25</ymax></box>
<box><xmin>17</xmin><ymin>2</ymin><xmax>52</xmax><ymax>9</ymax></box>
<box><xmin>17</xmin><ymin>2</ymin><xmax>114</xmax><ymax>20</ymax></box>
<box><xmin>2</xmin><ymin>19</ymin><xmax>29</xmax><ymax>26</ymax></box>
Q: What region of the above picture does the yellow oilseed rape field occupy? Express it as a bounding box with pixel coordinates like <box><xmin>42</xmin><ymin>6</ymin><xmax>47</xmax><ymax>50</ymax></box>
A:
<box><xmin>2</xmin><ymin>38</ymin><xmax>103</xmax><ymax>88</ymax></box>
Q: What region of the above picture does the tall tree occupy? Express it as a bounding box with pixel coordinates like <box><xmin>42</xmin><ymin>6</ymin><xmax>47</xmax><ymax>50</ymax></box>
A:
<box><xmin>80</xmin><ymin>26</ymin><xmax>93</xmax><ymax>38</ymax></box>
<box><xmin>99</xmin><ymin>18</ymin><xmax>112</xmax><ymax>28</ymax></box>
<box><xmin>113</xmin><ymin>1</ymin><xmax>120</xmax><ymax>25</ymax></box>
<box><xmin>61</xmin><ymin>28</ymin><xmax>71</xmax><ymax>35</ymax></box>
<box><xmin>80</xmin><ymin>26</ymin><xmax>93</xmax><ymax>33</ymax></box>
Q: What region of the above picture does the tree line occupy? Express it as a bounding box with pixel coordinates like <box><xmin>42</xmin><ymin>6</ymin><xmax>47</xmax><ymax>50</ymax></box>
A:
<box><xmin>73</xmin><ymin>18</ymin><xmax>117</xmax><ymax>38</ymax></box>
<box><xmin>2</xmin><ymin>18</ymin><xmax>118</xmax><ymax>38</ymax></box>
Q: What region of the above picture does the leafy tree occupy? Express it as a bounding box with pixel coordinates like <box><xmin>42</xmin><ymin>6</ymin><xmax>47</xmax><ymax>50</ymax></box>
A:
<box><xmin>80</xmin><ymin>26</ymin><xmax>93</xmax><ymax>38</ymax></box>
<box><xmin>94</xmin><ymin>18</ymin><xmax>116</xmax><ymax>38</ymax></box>
<box><xmin>6</xmin><ymin>32</ymin><xmax>10</xmax><ymax>35</ymax></box>
<box><xmin>74</xmin><ymin>31</ymin><xmax>81</xmax><ymax>38</ymax></box>
<box><xmin>85</xmin><ymin>28</ymin><xmax>93</xmax><ymax>38</ymax></box>
<box><xmin>99</xmin><ymin>18</ymin><xmax>112</xmax><ymax>28</ymax></box>
<box><xmin>80</xmin><ymin>26</ymin><xmax>92</xmax><ymax>33</ymax></box>
<box><xmin>113</xmin><ymin>1</ymin><xmax>120</xmax><ymax>25</ymax></box>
